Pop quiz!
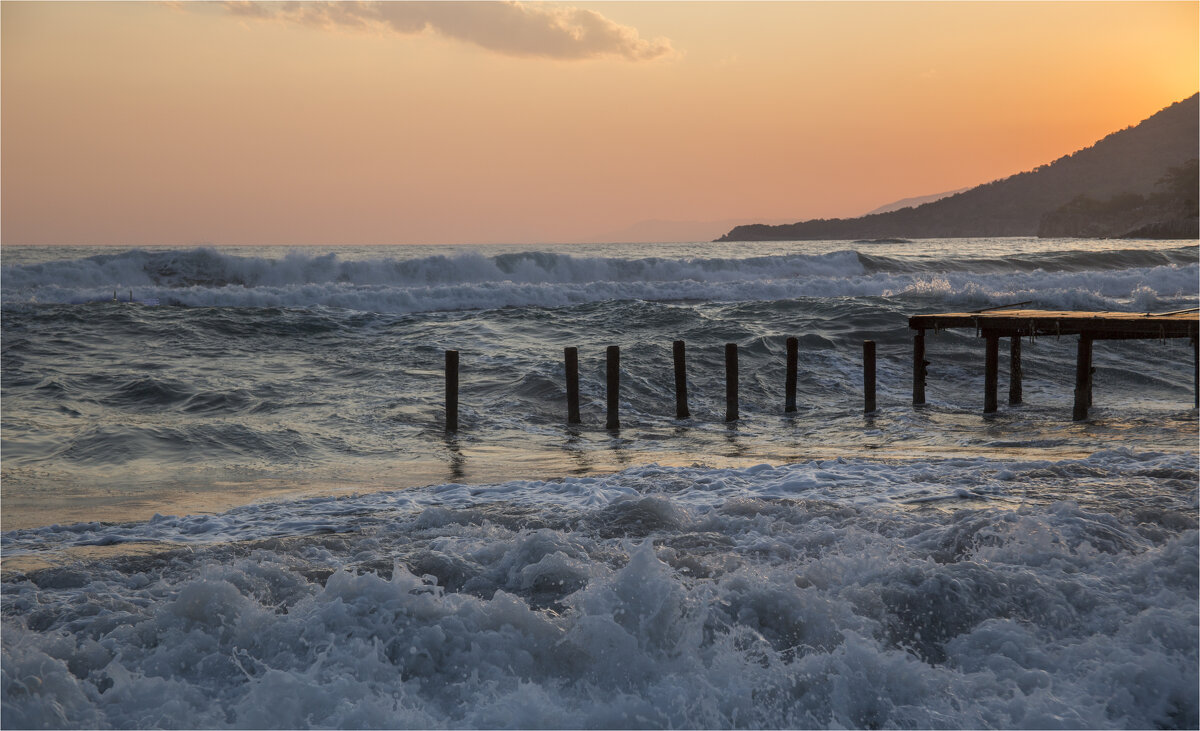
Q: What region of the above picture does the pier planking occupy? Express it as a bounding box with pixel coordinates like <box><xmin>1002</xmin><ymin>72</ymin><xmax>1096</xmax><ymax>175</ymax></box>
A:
<box><xmin>909</xmin><ymin>309</ymin><xmax>1198</xmax><ymax>339</ymax></box>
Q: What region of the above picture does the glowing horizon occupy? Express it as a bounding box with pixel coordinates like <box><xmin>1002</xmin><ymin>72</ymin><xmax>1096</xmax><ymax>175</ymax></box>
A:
<box><xmin>2</xmin><ymin>1</ymin><xmax>1197</xmax><ymax>245</ymax></box>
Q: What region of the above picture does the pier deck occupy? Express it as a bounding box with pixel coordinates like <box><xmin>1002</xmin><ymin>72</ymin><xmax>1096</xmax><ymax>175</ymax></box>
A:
<box><xmin>908</xmin><ymin>308</ymin><xmax>1199</xmax><ymax>419</ymax></box>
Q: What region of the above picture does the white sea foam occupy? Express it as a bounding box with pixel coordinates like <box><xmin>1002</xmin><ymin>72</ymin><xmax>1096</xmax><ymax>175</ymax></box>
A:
<box><xmin>2</xmin><ymin>452</ymin><xmax>1196</xmax><ymax>728</ymax></box>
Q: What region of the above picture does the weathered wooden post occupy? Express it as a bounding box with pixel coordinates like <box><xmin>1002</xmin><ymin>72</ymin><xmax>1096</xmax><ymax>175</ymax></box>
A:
<box><xmin>1009</xmin><ymin>335</ymin><xmax>1023</xmax><ymax>405</ymax></box>
<box><xmin>725</xmin><ymin>343</ymin><xmax>739</xmax><ymax>422</ymax></box>
<box><xmin>672</xmin><ymin>340</ymin><xmax>690</xmax><ymax>419</ymax></box>
<box><xmin>445</xmin><ymin>350</ymin><xmax>459</xmax><ymax>432</ymax></box>
<box><xmin>1193</xmin><ymin>336</ymin><xmax>1198</xmax><ymax>409</ymax></box>
<box><xmin>1073</xmin><ymin>334</ymin><xmax>1093</xmax><ymax>421</ymax></box>
<box><xmin>564</xmin><ymin>347</ymin><xmax>581</xmax><ymax>424</ymax></box>
<box><xmin>984</xmin><ymin>333</ymin><xmax>999</xmax><ymax>413</ymax></box>
<box><xmin>785</xmin><ymin>336</ymin><xmax>798</xmax><ymax>413</ymax></box>
<box><xmin>912</xmin><ymin>331</ymin><xmax>926</xmax><ymax>406</ymax></box>
<box><xmin>863</xmin><ymin>340</ymin><xmax>876</xmax><ymax>414</ymax></box>
<box><xmin>606</xmin><ymin>345</ymin><xmax>620</xmax><ymax>430</ymax></box>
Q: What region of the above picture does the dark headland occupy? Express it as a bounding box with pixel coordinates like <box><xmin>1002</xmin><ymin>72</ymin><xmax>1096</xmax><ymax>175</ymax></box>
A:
<box><xmin>717</xmin><ymin>94</ymin><xmax>1199</xmax><ymax>242</ymax></box>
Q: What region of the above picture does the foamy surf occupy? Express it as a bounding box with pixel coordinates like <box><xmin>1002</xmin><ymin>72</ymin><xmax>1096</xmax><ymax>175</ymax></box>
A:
<box><xmin>2</xmin><ymin>452</ymin><xmax>1196</xmax><ymax>728</ymax></box>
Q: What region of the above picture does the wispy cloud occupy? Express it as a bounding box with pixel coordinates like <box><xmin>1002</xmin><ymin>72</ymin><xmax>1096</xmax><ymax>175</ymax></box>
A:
<box><xmin>221</xmin><ymin>1</ymin><xmax>678</xmax><ymax>62</ymax></box>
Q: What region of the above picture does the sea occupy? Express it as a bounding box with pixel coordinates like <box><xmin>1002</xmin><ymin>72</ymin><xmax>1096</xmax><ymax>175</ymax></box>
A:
<box><xmin>1</xmin><ymin>237</ymin><xmax>1197</xmax><ymax>729</ymax></box>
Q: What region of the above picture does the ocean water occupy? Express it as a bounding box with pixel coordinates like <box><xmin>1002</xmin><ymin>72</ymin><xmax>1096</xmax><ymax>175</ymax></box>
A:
<box><xmin>1</xmin><ymin>238</ymin><xmax>1197</xmax><ymax>728</ymax></box>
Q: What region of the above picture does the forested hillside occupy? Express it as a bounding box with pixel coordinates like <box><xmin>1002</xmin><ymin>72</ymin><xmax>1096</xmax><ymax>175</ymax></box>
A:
<box><xmin>718</xmin><ymin>95</ymin><xmax>1199</xmax><ymax>241</ymax></box>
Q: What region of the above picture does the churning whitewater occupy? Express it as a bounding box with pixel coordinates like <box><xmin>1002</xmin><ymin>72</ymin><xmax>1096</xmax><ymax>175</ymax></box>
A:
<box><xmin>2</xmin><ymin>238</ymin><xmax>1197</xmax><ymax>728</ymax></box>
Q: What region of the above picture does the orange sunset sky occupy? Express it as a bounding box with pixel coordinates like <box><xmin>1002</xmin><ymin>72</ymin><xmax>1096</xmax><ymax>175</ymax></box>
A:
<box><xmin>2</xmin><ymin>1</ymin><xmax>1197</xmax><ymax>246</ymax></box>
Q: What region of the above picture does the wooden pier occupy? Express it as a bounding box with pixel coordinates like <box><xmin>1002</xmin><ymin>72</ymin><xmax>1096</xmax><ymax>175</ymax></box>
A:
<box><xmin>442</xmin><ymin>309</ymin><xmax>1199</xmax><ymax>431</ymax></box>
<box><xmin>909</xmin><ymin>308</ymin><xmax>1200</xmax><ymax>420</ymax></box>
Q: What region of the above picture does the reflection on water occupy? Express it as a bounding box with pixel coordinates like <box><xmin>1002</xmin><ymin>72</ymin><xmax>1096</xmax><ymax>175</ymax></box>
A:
<box><xmin>444</xmin><ymin>434</ymin><xmax>466</xmax><ymax>482</ymax></box>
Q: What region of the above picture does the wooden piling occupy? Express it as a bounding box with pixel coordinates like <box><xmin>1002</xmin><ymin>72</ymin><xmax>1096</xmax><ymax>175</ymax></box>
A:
<box><xmin>1073</xmin><ymin>334</ymin><xmax>1093</xmax><ymax>421</ymax></box>
<box><xmin>1008</xmin><ymin>335</ymin><xmax>1022</xmax><ymax>405</ymax></box>
<box><xmin>606</xmin><ymin>345</ymin><xmax>620</xmax><ymax>430</ymax></box>
<box><xmin>672</xmin><ymin>340</ymin><xmax>690</xmax><ymax>419</ymax></box>
<box><xmin>863</xmin><ymin>340</ymin><xmax>876</xmax><ymax>414</ymax></box>
<box><xmin>725</xmin><ymin>343</ymin><xmax>739</xmax><ymax>422</ymax></box>
<box><xmin>912</xmin><ymin>331</ymin><xmax>926</xmax><ymax>406</ymax></box>
<box><xmin>785</xmin><ymin>336</ymin><xmax>798</xmax><ymax>413</ymax></box>
<box><xmin>564</xmin><ymin>347</ymin><xmax>581</xmax><ymax>424</ymax></box>
<box><xmin>1193</xmin><ymin>336</ymin><xmax>1198</xmax><ymax>409</ymax></box>
<box><xmin>984</xmin><ymin>334</ymin><xmax>999</xmax><ymax>413</ymax></box>
<box><xmin>445</xmin><ymin>350</ymin><xmax>459</xmax><ymax>432</ymax></box>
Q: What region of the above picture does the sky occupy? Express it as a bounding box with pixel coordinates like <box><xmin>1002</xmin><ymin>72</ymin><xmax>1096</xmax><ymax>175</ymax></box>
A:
<box><xmin>2</xmin><ymin>1</ymin><xmax>1197</xmax><ymax>245</ymax></box>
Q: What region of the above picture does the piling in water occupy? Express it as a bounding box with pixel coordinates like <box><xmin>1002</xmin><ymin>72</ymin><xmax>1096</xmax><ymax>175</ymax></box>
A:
<box><xmin>785</xmin><ymin>336</ymin><xmax>798</xmax><ymax>413</ymax></box>
<box><xmin>912</xmin><ymin>331</ymin><xmax>926</xmax><ymax>406</ymax></box>
<box><xmin>1194</xmin><ymin>336</ymin><xmax>1198</xmax><ymax>409</ymax></box>
<box><xmin>672</xmin><ymin>340</ymin><xmax>689</xmax><ymax>419</ymax></box>
<box><xmin>606</xmin><ymin>345</ymin><xmax>620</xmax><ymax>430</ymax></box>
<box><xmin>725</xmin><ymin>342</ymin><xmax>739</xmax><ymax>422</ymax></box>
<box><xmin>1009</xmin><ymin>335</ymin><xmax>1023</xmax><ymax>405</ymax></box>
<box><xmin>445</xmin><ymin>350</ymin><xmax>459</xmax><ymax>432</ymax></box>
<box><xmin>1073</xmin><ymin>335</ymin><xmax>1093</xmax><ymax>421</ymax></box>
<box><xmin>863</xmin><ymin>340</ymin><xmax>876</xmax><ymax>413</ymax></box>
<box><xmin>564</xmin><ymin>346</ymin><xmax>581</xmax><ymax>424</ymax></box>
<box><xmin>984</xmin><ymin>334</ymin><xmax>999</xmax><ymax>413</ymax></box>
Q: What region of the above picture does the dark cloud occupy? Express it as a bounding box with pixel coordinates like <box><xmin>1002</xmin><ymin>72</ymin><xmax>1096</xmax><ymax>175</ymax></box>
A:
<box><xmin>223</xmin><ymin>1</ymin><xmax>677</xmax><ymax>62</ymax></box>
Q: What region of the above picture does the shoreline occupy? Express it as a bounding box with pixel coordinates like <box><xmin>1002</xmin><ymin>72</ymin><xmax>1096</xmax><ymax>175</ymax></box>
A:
<box><xmin>4</xmin><ymin>444</ymin><xmax>1195</xmax><ymax>579</ymax></box>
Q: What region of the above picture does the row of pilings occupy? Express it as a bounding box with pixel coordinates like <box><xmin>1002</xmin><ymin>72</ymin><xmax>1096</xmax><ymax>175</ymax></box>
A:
<box><xmin>443</xmin><ymin>337</ymin><xmax>878</xmax><ymax>432</ymax></box>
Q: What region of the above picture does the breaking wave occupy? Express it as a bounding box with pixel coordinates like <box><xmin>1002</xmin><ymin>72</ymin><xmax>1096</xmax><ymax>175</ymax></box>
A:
<box><xmin>3</xmin><ymin>246</ymin><xmax>1196</xmax><ymax>314</ymax></box>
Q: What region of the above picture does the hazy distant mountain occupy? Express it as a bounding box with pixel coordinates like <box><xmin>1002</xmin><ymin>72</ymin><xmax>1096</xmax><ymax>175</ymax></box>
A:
<box><xmin>718</xmin><ymin>94</ymin><xmax>1199</xmax><ymax>241</ymax></box>
<box><xmin>864</xmin><ymin>188</ymin><xmax>972</xmax><ymax>216</ymax></box>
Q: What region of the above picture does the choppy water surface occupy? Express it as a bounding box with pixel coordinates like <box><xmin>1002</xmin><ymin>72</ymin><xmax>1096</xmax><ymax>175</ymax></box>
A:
<box><xmin>2</xmin><ymin>238</ymin><xmax>1197</xmax><ymax>728</ymax></box>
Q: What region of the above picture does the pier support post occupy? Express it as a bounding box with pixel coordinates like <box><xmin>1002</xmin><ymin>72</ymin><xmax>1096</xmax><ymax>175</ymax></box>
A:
<box><xmin>1073</xmin><ymin>334</ymin><xmax>1093</xmax><ymax>421</ymax></box>
<box><xmin>725</xmin><ymin>343</ymin><xmax>739</xmax><ymax>422</ymax></box>
<box><xmin>606</xmin><ymin>346</ymin><xmax>620</xmax><ymax>430</ymax></box>
<box><xmin>912</xmin><ymin>331</ymin><xmax>926</xmax><ymax>406</ymax></box>
<box><xmin>785</xmin><ymin>336</ymin><xmax>799</xmax><ymax>413</ymax></box>
<box><xmin>1193</xmin><ymin>336</ymin><xmax>1198</xmax><ymax>409</ymax></box>
<box><xmin>863</xmin><ymin>340</ymin><xmax>876</xmax><ymax>414</ymax></box>
<box><xmin>565</xmin><ymin>347</ymin><xmax>581</xmax><ymax>424</ymax></box>
<box><xmin>445</xmin><ymin>350</ymin><xmax>459</xmax><ymax>432</ymax></box>
<box><xmin>1008</xmin><ymin>335</ymin><xmax>1022</xmax><ymax>406</ymax></box>
<box><xmin>984</xmin><ymin>333</ymin><xmax>999</xmax><ymax>413</ymax></box>
<box><xmin>673</xmin><ymin>340</ymin><xmax>690</xmax><ymax>419</ymax></box>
